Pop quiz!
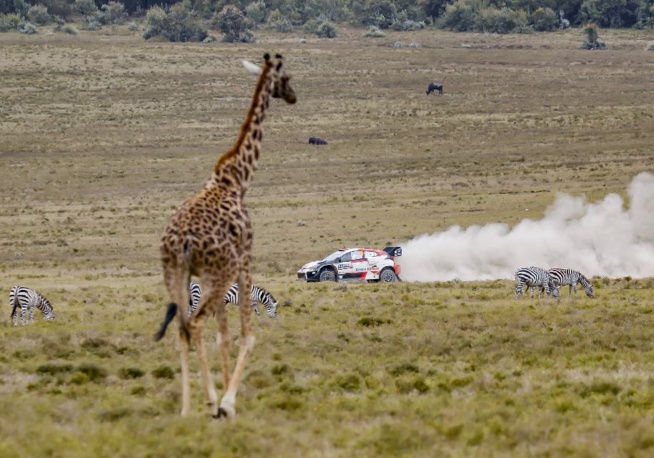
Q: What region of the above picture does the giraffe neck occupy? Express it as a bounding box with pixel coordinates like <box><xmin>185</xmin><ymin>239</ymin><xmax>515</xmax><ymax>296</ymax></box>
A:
<box><xmin>213</xmin><ymin>63</ymin><xmax>273</xmax><ymax>191</ymax></box>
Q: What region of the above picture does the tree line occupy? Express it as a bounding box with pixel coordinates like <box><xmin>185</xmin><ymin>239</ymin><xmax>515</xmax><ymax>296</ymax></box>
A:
<box><xmin>1</xmin><ymin>0</ymin><xmax>653</xmax><ymax>41</ymax></box>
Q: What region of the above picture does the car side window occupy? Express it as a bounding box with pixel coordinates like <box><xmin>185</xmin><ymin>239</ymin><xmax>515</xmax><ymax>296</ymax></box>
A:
<box><xmin>340</xmin><ymin>252</ymin><xmax>352</xmax><ymax>262</ymax></box>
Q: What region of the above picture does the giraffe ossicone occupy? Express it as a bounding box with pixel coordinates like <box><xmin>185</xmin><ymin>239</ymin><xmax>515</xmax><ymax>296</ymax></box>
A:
<box><xmin>155</xmin><ymin>52</ymin><xmax>296</xmax><ymax>419</ymax></box>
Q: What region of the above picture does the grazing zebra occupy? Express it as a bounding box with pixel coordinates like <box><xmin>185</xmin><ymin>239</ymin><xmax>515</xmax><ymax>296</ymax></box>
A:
<box><xmin>189</xmin><ymin>281</ymin><xmax>278</xmax><ymax>319</ymax></box>
<box><xmin>548</xmin><ymin>268</ymin><xmax>594</xmax><ymax>298</ymax></box>
<box><xmin>426</xmin><ymin>82</ymin><xmax>444</xmax><ymax>95</ymax></box>
<box><xmin>515</xmin><ymin>267</ymin><xmax>559</xmax><ymax>299</ymax></box>
<box><xmin>10</xmin><ymin>286</ymin><xmax>55</xmax><ymax>326</ymax></box>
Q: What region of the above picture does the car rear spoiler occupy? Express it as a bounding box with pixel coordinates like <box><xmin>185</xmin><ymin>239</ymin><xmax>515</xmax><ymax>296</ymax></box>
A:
<box><xmin>383</xmin><ymin>246</ymin><xmax>402</xmax><ymax>257</ymax></box>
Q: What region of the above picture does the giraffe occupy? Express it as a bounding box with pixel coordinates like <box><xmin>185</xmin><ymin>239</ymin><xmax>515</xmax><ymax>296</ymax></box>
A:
<box><xmin>154</xmin><ymin>53</ymin><xmax>296</xmax><ymax>419</ymax></box>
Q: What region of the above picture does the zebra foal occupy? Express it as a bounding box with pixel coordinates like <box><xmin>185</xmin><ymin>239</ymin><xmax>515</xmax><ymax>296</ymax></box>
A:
<box><xmin>548</xmin><ymin>268</ymin><xmax>594</xmax><ymax>298</ymax></box>
<box><xmin>189</xmin><ymin>281</ymin><xmax>278</xmax><ymax>319</ymax></box>
<box><xmin>515</xmin><ymin>267</ymin><xmax>559</xmax><ymax>299</ymax></box>
<box><xmin>10</xmin><ymin>286</ymin><xmax>55</xmax><ymax>326</ymax></box>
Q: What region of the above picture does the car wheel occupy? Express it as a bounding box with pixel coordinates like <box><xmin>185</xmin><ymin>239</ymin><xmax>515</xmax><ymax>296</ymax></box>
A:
<box><xmin>319</xmin><ymin>269</ymin><xmax>337</xmax><ymax>282</ymax></box>
<box><xmin>379</xmin><ymin>268</ymin><xmax>398</xmax><ymax>283</ymax></box>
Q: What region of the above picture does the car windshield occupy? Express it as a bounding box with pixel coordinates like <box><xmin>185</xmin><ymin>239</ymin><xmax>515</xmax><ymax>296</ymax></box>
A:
<box><xmin>323</xmin><ymin>250</ymin><xmax>346</xmax><ymax>262</ymax></box>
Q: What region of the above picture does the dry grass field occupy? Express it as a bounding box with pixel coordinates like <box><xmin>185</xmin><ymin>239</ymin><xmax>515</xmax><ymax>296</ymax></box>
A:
<box><xmin>1</xmin><ymin>25</ymin><xmax>654</xmax><ymax>457</ymax></box>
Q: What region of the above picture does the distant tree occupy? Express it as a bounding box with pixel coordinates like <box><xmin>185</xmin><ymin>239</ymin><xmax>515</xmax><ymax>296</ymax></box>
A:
<box><xmin>27</xmin><ymin>4</ymin><xmax>51</xmax><ymax>25</ymax></box>
<box><xmin>530</xmin><ymin>6</ymin><xmax>558</xmax><ymax>30</ymax></box>
<box><xmin>143</xmin><ymin>2</ymin><xmax>208</xmax><ymax>42</ymax></box>
<box><xmin>212</xmin><ymin>4</ymin><xmax>254</xmax><ymax>42</ymax></box>
<box><xmin>579</xmin><ymin>0</ymin><xmax>641</xmax><ymax>28</ymax></box>
<box><xmin>439</xmin><ymin>0</ymin><xmax>480</xmax><ymax>31</ymax></box>
<box><xmin>0</xmin><ymin>0</ymin><xmax>27</xmax><ymax>15</ymax></box>
<box><xmin>245</xmin><ymin>0</ymin><xmax>267</xmax><ymax>26</ymax></box>
<box><xmin>267</xmin><ymin>7</ymin><xmax>292</xmax><ymax>31</ymax></box>
<box><xmin>475</xmin><ymin>6</ymin><xmax>528</xmax><ymax>33</ymax></box>
<box><xmin>422</xmin><ymin>0</ymin><xmax>452</xmax><ymax>20</ymax></box>
<box><xmin>100</xmin><ymin>1</ymin><xmax>127</xmax><ymax>25</ymax></box>
<box><xmin>73</xmin><ymin>0</ymin><xmax>98</xmax><ymax>15</ymax></box>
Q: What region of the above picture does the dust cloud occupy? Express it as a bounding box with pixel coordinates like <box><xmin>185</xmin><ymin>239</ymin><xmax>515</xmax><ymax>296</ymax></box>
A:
<box><xmin>399</xmin><ymin>172</ymin><xmax>654</xmax><ymax>282</ymax></box>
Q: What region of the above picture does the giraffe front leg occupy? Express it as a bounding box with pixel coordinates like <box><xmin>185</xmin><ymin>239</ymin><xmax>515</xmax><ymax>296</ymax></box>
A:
<box><xmin>218</xmin><ymin>271</ymin><xmax>255</xmax><ymax>420</ymax></box>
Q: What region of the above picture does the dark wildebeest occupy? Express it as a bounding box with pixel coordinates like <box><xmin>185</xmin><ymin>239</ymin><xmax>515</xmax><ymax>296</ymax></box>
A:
<box><xmin>426</xmin><ymin>82</ymin><xmax>443</xmax><ymax>95</ymax></box>
<box><xmin>309</xmin><ymin>137</ymin><xmax>328</xmax><ymax>145</ymax></box>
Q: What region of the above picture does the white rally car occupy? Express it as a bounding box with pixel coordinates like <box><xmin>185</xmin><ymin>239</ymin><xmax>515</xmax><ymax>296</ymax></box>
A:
<box><xmin>297</xmin><ymin>246</ymin><xmax>402</xmax><ymax>283</ymax></box>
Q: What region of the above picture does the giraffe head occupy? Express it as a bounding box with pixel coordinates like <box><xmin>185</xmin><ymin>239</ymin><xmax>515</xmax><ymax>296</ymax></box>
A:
<box><xmin>243</xmin><ymin>53</ymin><xmax>296</xmax><ymax>105</ymax></box>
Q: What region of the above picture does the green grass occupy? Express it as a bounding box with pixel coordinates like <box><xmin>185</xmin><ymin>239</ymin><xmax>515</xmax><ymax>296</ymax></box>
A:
<box><xmin>1</xmin><ymin>24</ymin><xmax>654</xmax><ymax>457</ymax></box>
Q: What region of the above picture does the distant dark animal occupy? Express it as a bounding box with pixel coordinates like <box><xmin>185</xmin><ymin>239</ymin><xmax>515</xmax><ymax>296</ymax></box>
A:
<box><xmin>426</xmin><ymin>82</ymin><xmax>443</xmax><ymax>95</ymax></box>
<box><xmin>548</xmin><ymin>268</ymin><xmax>594</xmax><ymax>298</ymax></box>
<box><xmin>309</xmin><ymin>137</ymin><xmax>328</xmax><ymax>145</ymax></box>
<box><xmin>10</xmin><ymin>286</ymin><xmax>55</xmax><ymax>326</ymax></box>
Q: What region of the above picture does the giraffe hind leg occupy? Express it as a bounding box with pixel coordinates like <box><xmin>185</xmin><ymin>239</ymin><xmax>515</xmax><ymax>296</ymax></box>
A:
<box><xmin>219</xmin><ymin>268</ymin><xmax>256</xmax><ymax>419</ymax></box>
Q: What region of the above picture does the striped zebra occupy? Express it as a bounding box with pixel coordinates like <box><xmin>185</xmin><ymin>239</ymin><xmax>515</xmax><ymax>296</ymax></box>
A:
<box><xmin>515</xmin><ymin>267</ymin><xmax>559</xmax><ymax>299</ymax></box>
<box><xmin>189</xmin><ymin>281</ymin><xmax>278</xmax><ymax>319</ymax></box>
<box><xmin>10</xmin><ymin>286</ymin><xmax>55</xmax><ymax>326</ymax></box>
<box><xmin>548</xmin><ymin>268</ymin><xmax>594</xmax><ymax>298</ymax></box>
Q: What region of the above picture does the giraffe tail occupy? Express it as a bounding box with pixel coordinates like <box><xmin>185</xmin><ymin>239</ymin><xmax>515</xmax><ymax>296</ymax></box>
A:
<box><xmin>153</xmin><ymin>303</ymin><xmax>180</xmax><ymax>341</ymax></box>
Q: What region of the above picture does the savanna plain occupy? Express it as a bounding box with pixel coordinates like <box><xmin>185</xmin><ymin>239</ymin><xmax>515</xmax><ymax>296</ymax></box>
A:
<box><xmin>1</xmin><ymin>25</ymin><xmax>654</xmax><ymax>457</ymax></box>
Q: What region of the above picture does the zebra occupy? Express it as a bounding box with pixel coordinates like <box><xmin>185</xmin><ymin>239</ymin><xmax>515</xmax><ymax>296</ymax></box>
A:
<box><xmin>426</xmin><ymin>82</ymin><xmax>444</xmax><ymax>95</ymax></box>
<box><xmin>514</xmin><ymin>267</ymin><xmax>559</xmax><ymax>299</ymax></box>
<box><xmin>189</xmin><ymin>281</ymin><xmax>278</xmax><ymax>319</ymax></box>
<box><xmin>548</xmin><ymin>268</ymin><xmax>594</xmax><ymax>298</ymax></box>
<box><xmin>10</xmin><ymin>286</ymin><xmax>55</xmax><ymax>326</ymax></box>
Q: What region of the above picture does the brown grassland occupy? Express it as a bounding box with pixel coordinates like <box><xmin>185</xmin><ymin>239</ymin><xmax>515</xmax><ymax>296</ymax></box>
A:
<box><xmin>1</xmin><ymin>24</ymin><xmax>654</xmax><ymax>457</ymax></box>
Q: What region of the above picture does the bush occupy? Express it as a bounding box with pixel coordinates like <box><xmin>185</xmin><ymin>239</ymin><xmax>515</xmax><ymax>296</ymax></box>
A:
<box><xmin>647</xmin><ymin>42</ymin><xmax>654</xmax><ymax>51</ymax></box>
<box><xmin>245</xmin><ymin>0</ymin><xmax>266</xmax><ymax>26</ymax></box>
<box><xmin>61</xmin><ymin>24</ymin><xmax>78</xmax><ymax>34</ymax></box>
<box><xmin>317</xmin><ymin>19</ymin><xmax>336</xmax><ymax>38</ymax></box>
<box><xmin>17</xmin><ymin>20</ymin><xmax>37</xmax><ymax>34</ymax></box>
<box><xmin>82</xmin><ymin>14</ymin><xmax>101</xmax><ymax>30</ymax></box>
<box><xmin>73</xmin><ymin>0</ymin><xmax>97</xmax><ymax>16</ymax></box>
<box><xmin>100</xmin><ymin>1</ymin><xmax>126</xmax><ymax>25</ymax></box>
<box><xmin>212</xmin><ymin>4</ymin><xmax>254</xmax><ymax>43</ymax></box>
<box><xmin>267</xmin><ymin>8</ymin><xmax>292</xmax><ymax>32</ymax></box>
<box><xmin>530</xmin><ymin>7</ymin><xmax>558</xmax><ymax>31</ymax></box>
<box><xmin>439</xmin><ymin>0</ymin><xmax>478</xmax><ymax>32</ymax></box>
<box><xmin>361</xmin><ymin>0</ymin><xmax>396</xmax><ymax>29</ymax></box>
<box><xmin>363</xmin><ymin>25</ymin><xmax>385</xmax><ymax>37</ymax></box>
<box><xmin>581</xmin><ymin>22</ymin><xmax>606</xmax><ymax>49</ymax></box>
<box><xmin>0</xmin><ymin>13</ymin><xmax>21</xmax><ymax>31</ymax></box>
<box><xmin>142</xmin><ymin>3</ymin><xmax>208</xmax><ymax>43</ymax></box>
<box><xmin>1</xmin><ymin>0</ymin><xmax>28</xmax><ymax>16</ymax></box>
<box><xmin>474</xmin><ymin>7</ymin><xmax>528</xmax><ymax>34</ymax></box>
<box><xmin>27</xmin><ymin>4</ymin><xmax>51</xmax><ymax>25</ymax></box>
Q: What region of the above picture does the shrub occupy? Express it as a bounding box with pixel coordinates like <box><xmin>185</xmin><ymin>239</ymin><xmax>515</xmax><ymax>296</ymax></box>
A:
<box><xmin>152</xmin><ymin>365</ymin><xmax>175</xmax><ymax>379</ymax></box>
<box><xmin>245</xmin><ymin>0</ymin><xmax>266</xmax><ymax>26</ymax></box>
<box><xmin>143</xmin><ymin>3</ymin><xmax>208</xmax><ymax>43</ymax></box>
<box><xmin>530</xmin><ymin>7</ymin><xmax>558</xmax><ymax>31</ymax></box>
<box><xmin>82</xmin><ymin>14</ymin><xmax>101</xmax><ymax>30</ymax></box>
<box><xmin>439</xmin><ymin>0</ymin><xmax>478</xmax><ymax>32</ymax></box>
<box><xmin>27</xmin><ymin>4</ymin><xmax>51</xmax><ymax>25</ymax></box>
<box><xmin>361</xmin><ymin>0</ymin><xmax>396</xmax><ymax>29</ymax></box>
<box><xmin>118</xmin><ymin>367</ymin><xmax>145</xmax><ymax>379</ymax></box>
<box><xmin>474</xmin><ymin>6</ymin><xmax>528</xmax><ymax>34</ymax></box>
<box><xmin>363</xmin><ymin>25</ymin><xmax>385</xmax><ymax>37</ymax></box>
<box><xmin>0</xmin><ymin>13</ymin><xmax>21</xmax><ymax>31</ymax></box>
<box><xmin>581</xmin><ymin>22</ymin><xmax>606</xmax><ymax>49</ymax></box>
<box><xmin>100</xmin><ymin>1</ymin><xmax>126</xmax><ymax>25</ymax></box>
<box><xmin>647</xmin><ymin>42</ymin><xmax>654</xmax><ymax>51</ymax></box>
<box><xmin>1</xmin><ymin>0</ymin><xmax>28</xmax><ymax>16</ymax></box>
<box><xmin>212</xmin><ymin>4</ymin><xmax>254</xmax><ymax>43</ymax></box>
<box><xmin>17</xmin><ymin>20</ymin><xmax>37</xmax><ymax>34</ymax></box>
<box><xmin>317</xmin><ymin>19</ymin><xmax>336</xmax><ymax>37</ymax></box>
<box><xmin>267</xmin><ymin>8</ymin><xmax>292</xmax><ymax>32</ymax></box>
<box><xmin>73</xmin><ymin>0</ymin><xmax>97</xmax><ymax>16</ymax></box>
<box><xmin>61</xmin><ymin>24</ymin><xmax>78</xmax><ymax>34</ymax></box>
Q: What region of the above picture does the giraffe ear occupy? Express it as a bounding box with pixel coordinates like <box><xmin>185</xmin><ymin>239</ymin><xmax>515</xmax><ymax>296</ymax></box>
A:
<box><xmin>242</xmin><ymin>60</ymin><xmax>262</xmax><ymax>76</ymax></box>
